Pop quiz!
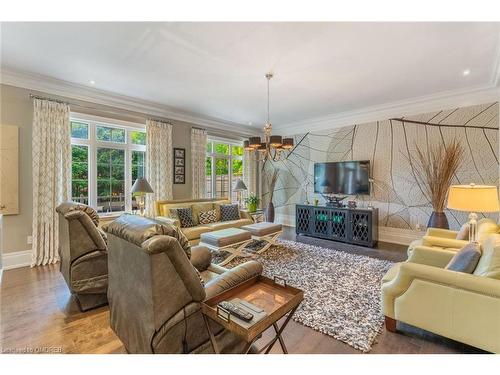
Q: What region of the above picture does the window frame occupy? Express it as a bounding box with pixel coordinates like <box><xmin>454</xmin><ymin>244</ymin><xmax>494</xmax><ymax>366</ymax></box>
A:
<box><xmin>70</xmin><ymin>113</ymin><xmax>146</xmax><ymax>215</ymax></box>
<box><xmin>206</xmin><ymin>138</ymin><xmax>244</xmax><ymax>201</ymax></box>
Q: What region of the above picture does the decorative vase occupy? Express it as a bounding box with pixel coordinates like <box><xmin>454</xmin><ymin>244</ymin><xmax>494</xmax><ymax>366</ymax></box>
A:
<box><xmin>427</xmin><ymin>211</ymin><xmax>449</xmax><ymax>229</ymax></box>
<box><xmin>248</xmin><ymin>202</ymin><xmax>257</xmax><ymax>213</ymax></box>
<box><xmin>266</xmin><ymin>201</ymin><xmax>275</xmax><ymax>223</ymax></box>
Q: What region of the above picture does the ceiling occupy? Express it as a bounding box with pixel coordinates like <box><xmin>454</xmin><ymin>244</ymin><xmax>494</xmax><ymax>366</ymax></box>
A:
<box><xmin>1</xmin><ymin>22</ymin><xmax>500</xmax><ymax>131</ymax></box>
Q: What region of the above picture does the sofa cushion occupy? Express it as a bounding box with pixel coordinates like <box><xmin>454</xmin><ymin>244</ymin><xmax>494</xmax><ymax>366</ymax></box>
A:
<box><xmin>191</xmin><ymin>202</ymin><xmax>214</xmax><ymax>225</ymax></box>
<box><xmin>199</xmin><ymin>209</ymin><xmax>217</xmax><ymax>224</ymax></box>
<box><xmin>445</xmin><ymin>243</ymin><xmax>481</xmax><ymax>273</ymax></box>
<box><xmin>204</xmin><ymin>218</ymin><xmax>253</xmax><ymax>231</ymax></box>
<box><xmin>181</xmin><ymin>226</ymin><xmax>213</xmax><ymax>241</ymax></box>
<box><xmin>474</xmin><ymin>234</ymin><xmax>500</xmax><ymax>279</ymax></box>
<box><xmin>456</xmin><ymin>223</ymin><xmax>470</xmax><ymax>240</ymax></box>
<box><xmin>220</xmin><ymin>204</ymin><xmax>240</xmax><ymax>221</ymax></box>
<box><xmin>176</xmin><ymin>207</ymin><xmax>196</xmax><ymax>228</ymax></box>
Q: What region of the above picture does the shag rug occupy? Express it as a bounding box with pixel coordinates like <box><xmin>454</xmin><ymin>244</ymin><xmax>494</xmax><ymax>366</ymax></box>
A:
<box><xmin>216</xmin><ymin>239</ymin><xmax>394</xmax><ymax>352</ymax></box>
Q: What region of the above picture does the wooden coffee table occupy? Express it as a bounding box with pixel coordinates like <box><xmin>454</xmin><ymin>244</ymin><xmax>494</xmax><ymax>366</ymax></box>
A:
<box><xmin>201</xmin><ymin>275</ymin><xmax>304</xmax><ymax>354</ymax></box>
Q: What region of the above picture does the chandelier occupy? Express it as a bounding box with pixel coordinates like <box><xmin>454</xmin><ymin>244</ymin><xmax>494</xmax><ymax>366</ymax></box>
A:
<box><xmin>244</xmin><ymin>72</ymin><xmax>294</xmax><ymax>161</ymax></box>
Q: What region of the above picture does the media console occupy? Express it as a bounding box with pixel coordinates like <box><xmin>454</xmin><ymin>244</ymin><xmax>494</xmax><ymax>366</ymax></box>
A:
<box><xmin>295</xmin><ymin>204</ymin><xmax>378</xmax><ymax>248</ymax></box>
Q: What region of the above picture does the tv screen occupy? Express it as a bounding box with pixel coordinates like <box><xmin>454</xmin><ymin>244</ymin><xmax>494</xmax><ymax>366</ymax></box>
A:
<box><xmin>314</xmin><ymin>161</ymin><xmax>370</xmax><ymax>195</ymax></box>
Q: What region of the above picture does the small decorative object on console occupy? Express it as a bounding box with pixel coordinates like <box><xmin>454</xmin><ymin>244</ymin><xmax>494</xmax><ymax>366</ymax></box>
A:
<box><xmin>347</xmin><ymin>200</ymin><xmax>357</xmax><ymax>209</ymax></box>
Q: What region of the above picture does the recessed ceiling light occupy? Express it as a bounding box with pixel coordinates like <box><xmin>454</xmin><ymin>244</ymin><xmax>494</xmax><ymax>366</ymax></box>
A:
<box><xmin>462</xmin><ymin>69</ymin><xmax>471</xmax><ymax>76</ymax></box>
<box><xmin>89</xmin><ymin>80</ymin><xmax>96</xmax><ymax>85</ymax></box>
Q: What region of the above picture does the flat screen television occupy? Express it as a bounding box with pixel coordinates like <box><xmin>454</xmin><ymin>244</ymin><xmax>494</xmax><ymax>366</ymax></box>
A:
<box><xmin>314</xmin><ymin>160</ymin><xmax>370</xmax><ymax>195</ymax></box>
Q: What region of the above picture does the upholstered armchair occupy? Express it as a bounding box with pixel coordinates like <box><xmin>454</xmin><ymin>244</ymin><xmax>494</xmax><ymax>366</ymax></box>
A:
<box><xmin>56</xmin><ymin>202</ymin><xmax>108</xmax><ymax>311</ymax></box>
<box><xmin>104</xmin><ymin>214</ymin><xmax>263</xmax><ymax>354</ymax></box>
<box><xmin>382</xmin><ymin>238</ymin><xmax>500</xmax><ymax>353</ymax></box>
<box><xmin>407</xmin><ymin>218</ymin><xmax>499</xmax><ymax>256</ymax></box>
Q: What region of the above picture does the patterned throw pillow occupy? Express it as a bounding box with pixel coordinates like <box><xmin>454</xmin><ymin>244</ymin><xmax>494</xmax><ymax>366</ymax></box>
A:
<box><xmin>220</xmin><ymin>204</ymin><xmax>240</xmax><ymax>222</ymax></box>
<box><xmin>176</xmin><ymin>207</ymin><xmax>196</xmax><ymax>228</ymax></box>
<box><xmin>199</xmin><ymin>209</ymin><xmax>217</xmax><ymax>224</ymax></box>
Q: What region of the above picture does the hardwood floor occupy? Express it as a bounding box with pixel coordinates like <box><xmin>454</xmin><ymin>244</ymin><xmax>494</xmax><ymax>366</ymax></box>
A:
<box><xmin>0</xmin><ymin>228</ymin><xmax>485</xmax><ymax>354</ymax></box>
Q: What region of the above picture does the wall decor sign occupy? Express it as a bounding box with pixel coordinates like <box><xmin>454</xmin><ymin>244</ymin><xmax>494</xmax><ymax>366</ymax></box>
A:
<box><xmin>173</xmin><ymin>148</ymin><xmax>185</xmax><ymax>184</ymax></box>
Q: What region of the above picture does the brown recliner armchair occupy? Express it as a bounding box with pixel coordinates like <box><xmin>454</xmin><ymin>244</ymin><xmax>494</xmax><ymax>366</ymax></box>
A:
<box><xmin>56</xmin><ymin>202</ymin><xmax>108</xmax><ymax>311</ymax></box>
<box><xmin>104</xmin><ymin>214</ymin><xmax>263</xmax><ymax>354</ymax></box>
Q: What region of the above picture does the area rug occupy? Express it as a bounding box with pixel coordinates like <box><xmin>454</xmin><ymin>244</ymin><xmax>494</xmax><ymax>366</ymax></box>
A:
<box><xmin>218</xmin><ymin>239</ymin><xmax>394</xmax><ymax>352</ymax></box>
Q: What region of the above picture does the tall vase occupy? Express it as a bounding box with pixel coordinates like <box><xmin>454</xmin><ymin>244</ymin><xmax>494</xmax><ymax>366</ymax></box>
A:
<box><xmin>427</xmin><ymin>211</ymin><xmax>449</xmax><ymax>229</ymax></box>
<box><xmin>266</xmin><ymin>201</ymin><xmax>275</xmax><ymax>223</ymax></box>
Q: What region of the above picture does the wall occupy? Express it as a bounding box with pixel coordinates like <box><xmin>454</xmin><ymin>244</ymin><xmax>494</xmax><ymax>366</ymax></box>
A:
<box><xmin>0</xmin><ymin>83</ymin><xmax>198</xmax><ymax>256</ymax></box>
<box><xmin>263</xmin><ymin>102</ymin><xmax>499</xmax><ymax>232</ymax></box>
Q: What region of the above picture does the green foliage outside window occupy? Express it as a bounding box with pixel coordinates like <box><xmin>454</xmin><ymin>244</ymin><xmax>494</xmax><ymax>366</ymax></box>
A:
<box><xmin>71</xmin><ymin>121</ymin><xmax>89</xmax><ymax>139</ymax></box>
<box><xmin>131</xmin><ymin>131</ymin><xmax>146</xmax><ymax>145</ymax></box>
<box><xmin>96</xmin><ymin>125</ymin><xmax>125</xmax><ymax>143</ymax></box>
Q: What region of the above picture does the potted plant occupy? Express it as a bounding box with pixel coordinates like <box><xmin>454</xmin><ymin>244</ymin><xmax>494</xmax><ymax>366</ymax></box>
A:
<box><xmin>411</xmin><ymin>139</ymin><xmax>464</xmax><ymax>229</ymax></box>
<box><xmin>245</xmin><ymin>195</ymin><xmax>260</xmax><ymax>213</ymax></box>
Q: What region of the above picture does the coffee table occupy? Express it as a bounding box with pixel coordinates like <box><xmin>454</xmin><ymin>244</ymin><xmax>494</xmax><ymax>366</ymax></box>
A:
<box><xmin>201</xmin><ymin>275</ymin><xmax>304</xmax><ymax>354</ymax></box>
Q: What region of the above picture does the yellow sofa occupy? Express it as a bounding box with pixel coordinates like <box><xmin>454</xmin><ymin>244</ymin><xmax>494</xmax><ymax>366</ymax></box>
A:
<box><xmin>382</xmin><ymin>235</ymin><xmax>500</xmax><ymax>353</ymax></box>
<box><xmin>154</xmin><ymin>197</ymin><xmax>253</xmax><ymax>245</ymax></box>
<box><xmin>407</xmin><ymin>218</ymin><xmax>499</xmax><ymax>256</ymax></box>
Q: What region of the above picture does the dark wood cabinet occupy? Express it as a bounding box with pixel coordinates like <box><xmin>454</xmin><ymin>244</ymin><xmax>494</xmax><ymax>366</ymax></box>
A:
<box><xmin>295</xmin><ymin>204</ymin><xmax>378</xmax><ymax>247</ymax></box>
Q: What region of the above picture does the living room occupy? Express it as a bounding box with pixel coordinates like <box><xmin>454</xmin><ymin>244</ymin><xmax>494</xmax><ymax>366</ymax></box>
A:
<box><xmin>1</xmin><ymin>1</ymin><xmax>500</xmax><ymax>372</ymax></box>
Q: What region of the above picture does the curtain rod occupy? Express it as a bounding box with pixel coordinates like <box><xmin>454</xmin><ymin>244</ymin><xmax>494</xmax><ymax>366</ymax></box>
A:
<box><xmin>30</xmin><ymin>94</ymin><xmax>70</xmax><ymax>105</ymax></box>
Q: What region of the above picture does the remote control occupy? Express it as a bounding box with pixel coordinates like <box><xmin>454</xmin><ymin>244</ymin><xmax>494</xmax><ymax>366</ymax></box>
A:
<box><xmin>218</xmin><ymin>301</ymin><xmax>254</xmax><ymax>322</ymax></box>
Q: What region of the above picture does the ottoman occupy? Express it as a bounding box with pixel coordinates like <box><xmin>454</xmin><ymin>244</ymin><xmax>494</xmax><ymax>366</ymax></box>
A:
<box><xmin>240</xmin><ymin>222</ymin><xmax>283</xmax><ymax>254</ymax></box>
<box><xmin>199</xmin><ymin>228</ymin><xmax>252</xmax><ymax>266</ymax></box>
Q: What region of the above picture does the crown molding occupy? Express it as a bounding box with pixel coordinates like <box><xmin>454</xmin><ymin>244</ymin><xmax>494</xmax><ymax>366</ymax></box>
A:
<box><xmin>273</xmin><ymin>83</ymin><xmax>500</xmax><ymax>135</ymax></box>
<box><xmin>0</xmin><ymin>67</ymin><xmax>260</xmax><ymax>138</ymax></box>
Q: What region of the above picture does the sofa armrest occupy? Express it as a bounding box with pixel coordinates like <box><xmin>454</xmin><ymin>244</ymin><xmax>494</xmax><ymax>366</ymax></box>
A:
<box><xmin>407</xmin><ymin>245</ymin><xmax>456</xmax><ymax>268</ymax></box>
<box><xmin>190</xmin><ymin>245</ymin><xmax>212</xmax><ymax>272</ymax></box>
<box><xmin>204</xmin><ymin>261</ymin><xmax>263</xmax><ymax>300</ymax></box>
<box><xmin>240</xmin><ymin>210</ymin><xmax>252</xmax><ymax>221</ymax></box>
<box><xmin>382</xmin><ymin>262</ymin><xmax>500</xmax><ymax>317</ymax></box>
<box><xmin>155</xmin><ymin>216</ymin><xmax>180</xmax><ymax>227</ymax></box>
<box><xmin>421</xmin><ymin>236</ymin><xmax>468</xmax><ymax>250</ymax></box>
<box><xmin>425</xmin><ymin>228</ymin><xmax>458</xmax><ymax>239</ymax></box>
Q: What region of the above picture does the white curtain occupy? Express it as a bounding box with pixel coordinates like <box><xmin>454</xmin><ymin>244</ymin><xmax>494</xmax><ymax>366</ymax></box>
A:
<box><xmin>243</xmin><ymin>150</ymin><xmax>258</xmax><ymax>198</ymax></box>
<box><xmin>191</xmin><ymin>128</ymin><xmax>207</xmax><ymax>198</ymax></box>
<box><xmin>145</xmin><ymin>119</ymin><xmax>173</xmax><ymax>217</ymax></box>
<box><xmin>31</xmin><ymin>99</ymin><xmax>71</xmax><ymax>266</ymax></box>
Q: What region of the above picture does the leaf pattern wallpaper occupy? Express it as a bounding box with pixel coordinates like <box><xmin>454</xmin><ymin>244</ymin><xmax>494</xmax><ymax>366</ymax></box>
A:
<box><xmin>262</xmin><ymin>102</ymin><xmax>499</xmax><ymax>230</ymax></box>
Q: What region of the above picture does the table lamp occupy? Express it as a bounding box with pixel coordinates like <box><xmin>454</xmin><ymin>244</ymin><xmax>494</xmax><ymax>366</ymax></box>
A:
<box><xmin>131</xmin><ymin>177</ymin><xmax>154</xmax><ymax>216</ymax></box>
<box><xmin>233</xmin><ymin>179</ymin><xmax>248</xmax><ymax>208</ymax></box>
<box><xmin>447</xmin><ymin>183</ymin><xmax>499</xmax><ymax>243</ymax></box>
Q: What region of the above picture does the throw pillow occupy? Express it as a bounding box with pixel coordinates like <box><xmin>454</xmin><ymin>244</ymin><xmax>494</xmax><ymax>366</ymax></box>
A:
<box><xmin>176</xmin><ymin>207</ymin><xmax>196</xmax><ymax>228</ymax></box>
<box><xmin>456</xmin><ymin>223</ymin><xmax>469</xmax><ymax>241</ymax></box>
<box><xmin>446</xmin><ymin>242</ymin><xmax>482</xmax><ymax>273</ymax></box>
<box><xmin>220</xmin><ymin>204</ymin><xmax>240</xmax><ymax>222</ymax></box>
<box><xmin>199</xmin><ymin>209</ymin><xmax>217</xmax><ymax>224</ymax></box>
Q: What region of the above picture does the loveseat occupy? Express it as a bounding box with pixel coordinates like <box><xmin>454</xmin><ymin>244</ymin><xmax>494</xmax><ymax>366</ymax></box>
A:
<box><xmin>382</xmin><ymin>235</ymin><xmax>500</xmax><ymax>353</ymax></box>
<box><xmin>154</xmin><ymin>197</ymin><xmax>253</xmax><ymax>245</ymax></box>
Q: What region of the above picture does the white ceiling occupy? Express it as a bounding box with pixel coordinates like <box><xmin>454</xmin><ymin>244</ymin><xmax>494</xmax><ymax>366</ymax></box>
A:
<box><xmin>1</xmin><ymin>22</ymin><xmax>500</xmax><ymax>131</ymax></box>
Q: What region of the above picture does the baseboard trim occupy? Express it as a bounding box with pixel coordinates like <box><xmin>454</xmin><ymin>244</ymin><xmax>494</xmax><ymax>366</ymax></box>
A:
<box><xmin>2</xmin><ymin>249</ymin><xmax>32</xmax><ymax>270</ymax></box>
<box><xmin>275</xmin><ymin>213</ymin><xmax>423</xmax><ymax>246</ymax></box>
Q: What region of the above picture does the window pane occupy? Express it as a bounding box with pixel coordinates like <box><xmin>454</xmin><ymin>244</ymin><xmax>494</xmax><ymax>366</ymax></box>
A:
<box><xmin>131</xmin><ymin>130</ymin><xmax>146</xmax><ymax>145</ymax></box>
<box><xmin>71</xmin><ymin>145</ymin><xmax>88</xmax><ymax>204</ymax></box>
<box><xmin>231</xmin><ymin>159</ymin><xmax>243</xmax><ymax>203</ymax></box>
<box><xmin>71</xmin><ymin>121</ymin><xmax>89</xmax><ymax>139</ymax></box>
<box><xmin>131</xmin><ymin>150</ymin><xmax>146</xmax><ymax>211</ymax></box>
<box><xmin>232</xmin><ymin>145</ymin><xmax>243</xmax><ymax>157</ymax></box>
<box><xmin>96</xmin><ymin>147</ymin><xmax>125</xmax><ymax>213</ymax></box>
<box><xmin>206</xmin><ymin>142</ymin><xmax>212</xmax><ymax>153</ymax></box>
<box><xmin>215</xmin><ymin>158</ymin><xmax>229</xmax><ymax>198</ymax></box>
<box><xmin>96</xmin><ymin>125</ymin><xmax>125</xmax><ymax>143</ymax></box>
<box><xmin>206</xmin><ymin>157</ymin><xmax>212</xmax><ymax>198</ymax></box>
<box><xmin>214</xmin><ymin>143</ymin><xmax>229</xmax><ymax>155</ymax></box>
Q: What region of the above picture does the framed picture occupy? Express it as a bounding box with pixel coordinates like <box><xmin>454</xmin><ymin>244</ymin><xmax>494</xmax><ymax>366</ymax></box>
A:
<box><xmin>173</xmin><ymin>147</ymin><xmax>186</xmax><ymax>184</ymax></box>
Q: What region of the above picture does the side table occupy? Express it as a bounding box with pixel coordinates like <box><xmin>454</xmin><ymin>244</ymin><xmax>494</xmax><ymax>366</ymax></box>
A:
<box><xmin>201</xmin><ymin>275</ymin><xmax>304</xmax><ymax>354</ymax></box>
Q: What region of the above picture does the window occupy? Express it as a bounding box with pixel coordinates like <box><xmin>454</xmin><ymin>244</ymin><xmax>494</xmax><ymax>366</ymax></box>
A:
<box><xmin>70</xmin><ymin>117</ymin><xmax>146</xmax><ymax>214</ymax></box>
<box><xmin>205</xmin><ymin>139</ymin><xmax>244</xmax><ymax>202</ymax></box>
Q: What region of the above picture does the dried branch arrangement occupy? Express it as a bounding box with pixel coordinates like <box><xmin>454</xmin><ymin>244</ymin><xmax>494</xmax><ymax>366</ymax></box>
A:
<box><xmin>410</xmin><ymin>138</ymin><xmax>464</xmax><ymax>212</ymax></box>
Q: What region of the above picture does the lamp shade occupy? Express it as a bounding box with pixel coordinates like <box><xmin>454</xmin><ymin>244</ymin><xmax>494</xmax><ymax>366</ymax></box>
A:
<box><xmin>131</xmin><ymin>178</ymin><xmax>154</xmax><ymax>194</ymax></box>
<box><xmin>447</xmin><ymin>184</ymin><xmax>499</xmax><ymax>212</ymax></box>
<box><xmin>234</xmin><ymin>179</ymin><xmax>247</xmax><ymax>191</ymax></box>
